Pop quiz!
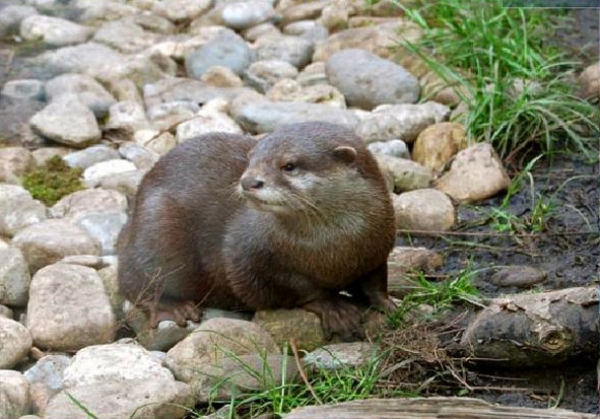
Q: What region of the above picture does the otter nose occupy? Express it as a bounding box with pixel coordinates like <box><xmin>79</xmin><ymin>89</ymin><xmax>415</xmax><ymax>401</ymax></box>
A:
<box><xmin>241</xmin><ymin>176</ymin><xmax>264</xmax><ymax>191</ymax></box>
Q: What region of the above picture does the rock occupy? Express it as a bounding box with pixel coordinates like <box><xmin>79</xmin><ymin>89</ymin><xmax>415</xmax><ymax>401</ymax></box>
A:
<box><xmin>577</xmin><ymin>60</ymin><xmax>599</xmax><ymax>100</ymax></box>
<box><xmin>313</xmin><ymin>21</ymin><xmax>423</xmax><ymax>61</ymax></box>
<box><xmin>375</xmin><ymin>155</ymin><xmax>433</xmax><ymax>193</ymax></box>
<box><xmin>166</xmin><ymin>318</ymin><xmax>280</xmax><ymax>383</ymax></box>
<box><xmin>221</xmin><ymin>1</ymin><xmax>275</xmax><ymax>30</ymax></box>
<box><xmin>245</xmin><ymin>60</ymin><xmax>299</xmax><ymax>93</ymax></box>
<box><xmin>26</xmin><ymin>264</ymin><xmax>115</xmax><ymax>350</ymax></box>
<box><xmin>23</xmin><ymin>354</ymin><xmax>71</xmax><ymax>414</ymax></box>
<box><xmin>303</xmin><ymin>342</ymin><xmax>375</xmax><ymax>370</ymax></box>
<box><xmin>318</xmin><ymin>4</ymin><xmax>348</xmax><ymax>32</ymax></box>
<box><xmin>152</xmin><ymin>0</ymin><xmax>213</xmax><ymax>22</ymax></box>
<box><xmin>233</xmin><ymin>100</ymin><xmax>360</xmax><ymax>134</ymax></box>
<box><xmin>50</xmin><ymin>188</ymin><xmax>128</xmax><ymax>222</ymax></box>
<box><xmin>125</xmin><ymin>12</ymin><xmax>176</xmax><ymax>35</ymax></box>
<box><xmin>0</xmin><ymin>147</ymin><xmax>34</xmax><ymax>183</ymax></box>
<box><xmin>388</xmin><ymin>246</ymin><xmax>444</xmax><ymax>274</ymax></box>
<box><xmin>242</xmin><ymin>22</ymin><xmax>280</xmax><ymax>42</ymax></box>
<box><xmin>0</xmin><ymin>79</ymin><xmax>45</xmax><ymax>102</ymax></box>
<box><xmin>283</xmin><ymin>20</ymin><xmax>329</xmax><ymax>43</ymax></box>
<box><xmin>393</xmin><ymin>189</ymin><xmax>455</xmax><ymax>232</ymax></box>
<box><xmin>44</xmin><ymin>379</ymin><xmax>193</xmax><ymax>419</ymax></box>
<box><xmin>147</xmin><ymin>100</ymin><xmax>200</xmax><ymax>130</ymax></box>
<box><xmin>0</xmin><ymin>247</ymin><xmax>31</xmax><ymax>307</ymax></box>
<box><xmin>98</xmin><ymin>170</ymin><xmax>147</xmax><ymax>197</ymax></box>
<box><xmin>45</xmin><ymin>73</ymin><xmax>117</xmax><ymax>119</ymax></box>
<box><xmin>0</xmin><ymin>317</ymin><xmax>32</xmax><ymax>369</ymax></box>
<box><xmin>63</xmin><ymin>343</ymin><xmax>173</xmax><ymax>388</ymax></box>
<box><xmin>367</xmin><ymin>139</ymin><xmax>410</xmax><ymax>159</ymax></box>
<box><xmin>20</xmin><ymin>15</ymin><xmax>93</xmax><ymax>47</ymax></box>
<box><xmin>31</xmin><ymin>147</ymin><xmax>71</xmax><ymax>167</ymax></box>
<box><xmin>254</xmin><ymin>309</ymin><xmax>388</xmax><ymax>352</ymax></box>
<box><xmin>143</xmin><ymin>77</ymin><xmax>254</xmax><ymax>109</ymax></box>
<box><xmin>0</xmin><ymin>185</ymin><xmax>47</xmax><ymax>238</ymax></box>
<box><xmin>30</xmin><ymin>94</ymin><xmax>101</xmax><ymax>148</ymax></box>
<box><xmin>82</xmin><ymin>159</ymin><xmax>137</xmax><ymax>187</ymax></box>
<box><xmin>434</xmin><ymin>143</ymin><xmax>511</xmax><ymax>203</ymax></box>
<box><xmin>31</xmin><ymin>42</ymin><xmax>165</xmax><ymax>90</ymax></box>
<box><xmin>326</xmin><ymin>49</ymin><xmax>419</xmax><ymax>110</ymax></box>
<box><xmin>12</xmin><ymin>219</ymin><xmax>101</xmax><ymax>272</ymax></box>
<box><xmin>0</xmin><ymin>5</ymin><xmax>38</xmax><ymax>37</ymax></box>
<box><xmin>119</xmin><ymin>142</ymin><xmax>160</xmax><ymax>170</ymax></box>
<box><xmin>412</xmin><ymin>122</ymin><xmax>468</xmax><ymax>173</ymax></box>
<box><xmin>75</xmin><ymin>0</ymin><xmax>140</xmax><ymax>24</ymax></box>
<box><xmin>105</xmin><ymin>100</ymin><xmax>150</xmax><ymax>132</ymax></box>
<box><xmin>0</xmin><ymin>370</ymin><xmax>31</xmax><ymax>418</ymax></box>
<box><xmin>77</xmin><ymin>212</ymin><xmax>128</xmax><ymax>256</ymax></box>
<box><xmin>490</xmin><ymin>266</ymin><xmax>547</xmax><ymax>288</ymax></box>
<box><xmin>254</xmin><ymin>34</ymin><xmax>314</xmax><ymax>69</ymax></box>
<box><xmin>279</xmin><ymin>2</ymin><xmax>325</xmax><ymax>26</ymax></box>
<box><xmin>201</xmin><ymin>65</ymin><xmax>244</xmax><ymax>88</ymax></box>
<box><xmin>185</xmin><ymin>30</ymin><xmax>254</xmax><ymax>79</ymax></box>
<box><xmin>193</xmin><ymin>354</ymin><xmax>298</xmax><ymax>402</ymax></box>
<box><xmin>176</xmin><ymin>98</ymin><xmax>243</xmax><ymax>141</ymax></box>
<box><xmin>134</xmin><ymin>129</ymin><xmax>177</xmax><ymax>155</ymax></box>
<box><xmin>266</xmin><ymin>79</ymin><xmax>346</xmax><ymax>108</ymax></box>
<box><xmin>59</xmin><ymin>255</ymin><xmax>109</xmax><ymax>270</ymax></box>
<box><xmin>297</xmin><ymin>61</ymin><xmax>327</xmax><ymax>86</ymax></box>
<box><xmin>356</xmin><ymin>102</ymin><xmax>450</xmax><ymax>143</ymax></box>
<box><xmin>63</xmin><ymin>145</ymin><xmax>121</xmax><ymax>170</ymax></box>
<box><xmin>0</xmin><ymin>304</ymin><xmax>13</xmax><ymax>318</ymax></box>
<box><xmin>97</xmin><ymin>263</ymin><xmax>123</xmax><ymax>321</ymax></box>
<box><xmin>93</xmin><ymin>20</ymin><xmax>158</xmax><ymax>54</ymax></box>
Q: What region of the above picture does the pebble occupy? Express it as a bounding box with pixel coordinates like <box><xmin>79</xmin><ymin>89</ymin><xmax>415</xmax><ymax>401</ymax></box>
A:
<box><xmin>0</xmin><ymin>247</ymin><xmax>31</xmax><ymax>307</ymax></box>
<box><xmin>254</xmin><ymin>34</ymin><xmax>314</xmax><ymax>69</ymax></box>
<box><xmin>412</xmin><ymin>122</ymin><xmax>469</xmax><ymax>172</ymax></box>
<box><xmin>45</xmin><ymin>73</ymin><xmax>116</xmax><ymax>119</ymax></box>
<box><xmin>0</xmin><ymin>79</ymin><xmax>45</xmax><ymax>102</ymax></box>
<box><xmin>490</xmin><ymin>266</ymin><xmax>547</xmax><ymax>288</ymax></box>
<box><xmin>221</xmin><ymin>1</ymin><xmax>275</xmax><ymax>30</ymax></box>
<box><xmin>0</xmin><ymin>185</ymin><xmax>47</xmax><ymax>238</ymax></box>
<box><xmin>23</xmin><ymin>354</ymin><xmax>72</xmax><ymax>414</ymax></box>
<box><xmin>245</xmin><ymin>60</ymin><xmax>299</xmax><ymax>93</ymax></box>
<box><xmin>367</xmin><ymin>139</ymin><xmax>411</xmax><ymax>159</ymax></box>
<box><xmin>50</xmin><ymin>188</ymin><xmax>128</xmax><ymax>222</ymax></box>
<box><xmin>30</xmin><ymin>94</ymin><xmax>102</xmax><ymax>148</ymax></box>
<box><xmin>326</xmin><ymin>49</ymin><xmax>420</xmax><ymax>110</ymax></box>
<box><xmin>356</xmin><ymin>102</ymin><xmax>450</xmax><ymax>143</ymax></box>
<box><xmin>0</xmin><ymin>5</ymin><xmax>38</xmax><ymax>37</ymax></box>
<box><xmin>26</xmin><ymin>264</ymin><xmax>115</xmax><ymax>350</ymax></box>
<box><xmin>0</xmin><ymin>370</ymin><xmax>31</xmax><ymax>418</ymax></box>
<box><xmin>63</xmin><ymin>145</ymin><xmax>121</xmax><ymax>170</ymax></box>
<box><xmin>185</xmin><ymin>30</ymin><xmax>254</xmax><ymax>78</ymax></box>
<box><xmin>0</xmin><ymin>317</ymin><xmax>33</xmax><ymax>369</ymax></box>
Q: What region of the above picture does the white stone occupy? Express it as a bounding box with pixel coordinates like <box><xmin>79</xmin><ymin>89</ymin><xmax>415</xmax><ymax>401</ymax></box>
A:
<box><xmin>0</xmin><ymin>185</ymin><xmax>47</xmax><ymax>238</ymax></box>
<box><xmin>26</xmin><ymin>264</ymin><xmax>115</xmax><ymax>350</ymax></box>
<box><xmin>20</xmin><ymin>15</ymin><xmax>93</xmax><ymax>47</ymax></box>
<box><xmin>83</xmin><ymin>159</ymin><xmax>138</xmax><ymax>188</ymax></box>
<box><xmin>50</xmin><ymin>188</ymin><xmax>128</xmax><ymax>222</ymax></box>
<box><xmin>393</xmin><ymin>189</ymin><xmax>455</xmax><ymax>232</ymax></box>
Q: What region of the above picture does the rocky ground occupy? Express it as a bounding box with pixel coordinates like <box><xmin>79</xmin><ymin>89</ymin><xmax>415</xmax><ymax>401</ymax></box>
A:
<box><xmin>0</xmin><ymin>0</ymin><xmax>598</xmax><ymax>418</ymax></box>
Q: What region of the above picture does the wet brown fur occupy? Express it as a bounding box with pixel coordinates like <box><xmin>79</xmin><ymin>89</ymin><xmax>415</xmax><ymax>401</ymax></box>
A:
<box><xmin>117</xmin><ymin>122</ymin><xmax>396</xmax><ymax>339</ymax></box>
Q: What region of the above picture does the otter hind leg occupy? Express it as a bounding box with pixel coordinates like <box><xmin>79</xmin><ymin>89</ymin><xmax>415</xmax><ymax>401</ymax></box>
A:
<box><xmin>347</xmin><ymin>262</ymin><xmax>397</xmax><ymax>314</ymax></box>
<box><xmin>302</xmin><ymin>295</ymin><xmax>366</xmax><ymax>341</ymax></box>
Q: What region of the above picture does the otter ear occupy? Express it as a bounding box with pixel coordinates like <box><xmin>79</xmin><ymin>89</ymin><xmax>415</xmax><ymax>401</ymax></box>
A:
<box><xmin>333</xmin><ymin>146</ymin><xmax>357</xmax><ymax>164</ymax></box>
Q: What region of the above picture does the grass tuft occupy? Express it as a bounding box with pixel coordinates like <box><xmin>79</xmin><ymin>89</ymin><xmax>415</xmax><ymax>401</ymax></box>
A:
<box><xmin>22</xmin><ymin>155</ymin><xmax>84</xmax><ymax>206</ymax></box>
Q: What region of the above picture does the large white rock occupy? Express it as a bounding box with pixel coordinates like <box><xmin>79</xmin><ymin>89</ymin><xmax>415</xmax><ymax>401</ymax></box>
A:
<box><xmin>24</xmin><ymin>354</ymin><xmax>72</xmax><ymax>414</ymax></box>
<box><xmin>63</xmin><ymin>342</ymin><xmax>174</xmax><ymax>388</ymax></box>
<box><xmin>0</xmin><ymin>247</ymin><xmax>31</xmax><ymax>307</ymax></box>
<box><xmin>12</xmin><ymin>219</ymin><xmax>101</xmax><ymax>272</ymax></box>
<box><xmin>50</xmin><ymin>188</ymin><xmax>128</xmax><ymax>222</ymax></box>
<box><xmin>20</xmin><ymin>15</ymin><xmax>93</xmax><ymax>47</ymax></box>
<box><xmin>26</xmin><ymin>263</ymin><xmax>115</xmax><ymax>350</ymax></box>
<box><xmin>393</xmin><ymin>189</ymin><xmax>455</xmax><ymax>232</ymax></box>
<box><xmin>0</xmin><ymin>317</ymin><xmax>32</xmax><ymax>369</ymax></box>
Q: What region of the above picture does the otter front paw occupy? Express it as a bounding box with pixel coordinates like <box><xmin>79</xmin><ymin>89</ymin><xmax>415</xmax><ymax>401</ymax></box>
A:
<box><xmin>303</xmin><ymin>296</ymin><xmax>365</xmax><ymax>341</ymax></box>
<box><xmin>142</xmin><ymin>300</ymin><xmax>201</xmax><ymax>328</ymax></box>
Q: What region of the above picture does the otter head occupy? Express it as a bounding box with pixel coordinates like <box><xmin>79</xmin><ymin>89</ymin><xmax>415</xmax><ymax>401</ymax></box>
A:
<box><xmin>238</xmin><ymin>122</ymin><xmax>370</xmax><ymax>218</ymax></box>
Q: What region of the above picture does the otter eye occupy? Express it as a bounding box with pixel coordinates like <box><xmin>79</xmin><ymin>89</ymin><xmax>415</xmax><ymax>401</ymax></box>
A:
<box><xmin>281</xmin><ymin>163</ymin><xmax>296</xmax><ymax>172</ymax></box>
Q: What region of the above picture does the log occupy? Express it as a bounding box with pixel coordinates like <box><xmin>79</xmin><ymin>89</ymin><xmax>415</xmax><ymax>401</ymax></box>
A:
<box><xmin>458</xmin><ymin>286</ymin><xmax>599</xmax><ymax>367</ymax></box>
<box><xmin>284</xmin><ymin>396</ymin><xmax>596</xmax><ymax>418</ymax></box>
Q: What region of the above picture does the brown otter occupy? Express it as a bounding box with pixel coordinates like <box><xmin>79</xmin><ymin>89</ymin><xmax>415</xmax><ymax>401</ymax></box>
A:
<box><xmin>117</xmin><ymin>121</ymin><xmax>396</xmax><ymax>340</ymax></box>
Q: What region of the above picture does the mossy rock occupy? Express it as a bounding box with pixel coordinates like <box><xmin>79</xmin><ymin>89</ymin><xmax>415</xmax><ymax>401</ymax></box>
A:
<box><xmin>22</xmin><ymin>156</ymin><xmax>84</xmax><ymax>206</ymax></box>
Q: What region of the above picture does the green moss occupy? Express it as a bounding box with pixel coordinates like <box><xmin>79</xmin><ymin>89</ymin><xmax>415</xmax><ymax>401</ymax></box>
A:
<box><xmin>22</xmin><ymin>156</ymin><xmax>84</xmax><ymax>206</ymax></box>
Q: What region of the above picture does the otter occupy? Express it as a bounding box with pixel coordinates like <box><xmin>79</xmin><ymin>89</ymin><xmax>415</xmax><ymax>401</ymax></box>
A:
<box><xmin>117</xmin><ymin>121</ymin><xmax>396</xmax><ymax>340</ymax></box>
